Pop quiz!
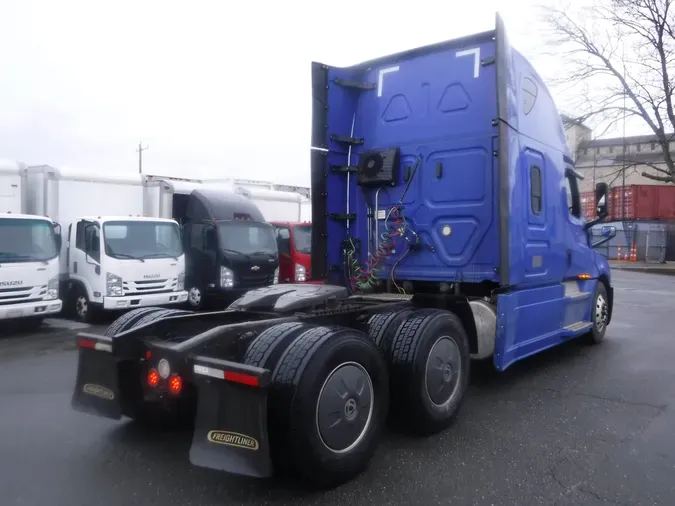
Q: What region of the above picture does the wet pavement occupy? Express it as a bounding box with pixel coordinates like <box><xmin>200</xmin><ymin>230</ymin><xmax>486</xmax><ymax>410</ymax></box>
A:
<box><xmin>2</xmin><ymin>270</ymin><xmax>675</xmax><ymax>506</ymax></box>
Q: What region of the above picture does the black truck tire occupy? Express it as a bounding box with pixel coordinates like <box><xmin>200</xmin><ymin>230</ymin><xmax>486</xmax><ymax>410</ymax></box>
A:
<box><xmin>243</xmin><ymin>322</ymin><xmax>315</xmax><ymax>371</ymax></box>
<box><xmin>130</xmin><ymin>308</ymin><xmax>192</xmax><ymax>332</ymax></box>
<box><xmin>387</xmin><ymin>308</ymin><xmax>470</xmax><ymax>435</ymax></box>
<box><xmin>584</xmin><ymin>281</ymin><xmax>609</xmax><ymax>345</ymax></box>
<box><xmin>367</xmin><ymin>309</ymin><xmax>415</xmax><ymax>355</ymax></box>
<box><xmin>104</xmin><ymin>307</ymin><xmax>165</xmax><ymax>337</ymax></box>
<box><xmin>268</xmin><ymin>326</ymin><xmax>389</xmax><ymax>488</ymax></box>
<box><xmin>117</xmin><ymin>308</ymin><xmax>195</xmax><ymax>428</ymax></box>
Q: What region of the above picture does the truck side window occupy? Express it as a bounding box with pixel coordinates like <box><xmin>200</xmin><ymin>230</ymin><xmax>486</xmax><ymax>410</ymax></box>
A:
<box><xmin>530</xmin><ymin>165</ymin><xmax>542</xmax><ymax>215</ymax></box>
<box><xmin>84</xmin><ymin>225</ymin><xmax>101</xmax><ymax>263</ymax></box>
<box><xmin>564</xmin><ymin>171</ymin><xmax>581</xmax><ymax>218</ymax></box>
<box><xmin>276</xmin><ymin>227</ymin><xmax>290</xmax><ymax>255</ymax></box>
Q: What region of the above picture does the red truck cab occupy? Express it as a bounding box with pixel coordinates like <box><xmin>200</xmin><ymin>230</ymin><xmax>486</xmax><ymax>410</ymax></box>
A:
<box><xmin>270</xmin><ymin>221</ymin><xmax>312</xmax><ymax>283</ymax></box>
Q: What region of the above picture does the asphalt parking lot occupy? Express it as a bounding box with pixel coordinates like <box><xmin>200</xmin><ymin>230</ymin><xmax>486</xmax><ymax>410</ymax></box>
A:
<box><xmin>2</xmin><ymin>270</ymin><xmax>675</xmax><ymax>506</ymax></box>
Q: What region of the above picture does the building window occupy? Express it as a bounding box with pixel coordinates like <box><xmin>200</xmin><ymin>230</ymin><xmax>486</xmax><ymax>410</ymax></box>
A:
<box><xmin>530</xmin><ymin>165</ymin><xmax>542</xmax><ymax>215</ymax></box>
<box><xmin>651</xmin><ymin>142</ymin><xmax>656</xmax><ymax>150</ymax></box>
<box><xmin>609</xmin><ymin>145</ymin><xmax>614</xmax><ymax>153</ymax></box>
<box><xmin>583</xmin><ymin>148</ymin><xmax>588</xmax><ymax>155</ymax></box>
<box><xmin>636</xmin><ymin>143</ymin><xmax>641</xmax><ymax>152</ymax></box>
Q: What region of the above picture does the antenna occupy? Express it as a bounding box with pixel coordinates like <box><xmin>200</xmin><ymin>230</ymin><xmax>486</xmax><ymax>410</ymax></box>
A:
<box><xmin>621</xmin><ymin>40</ymin><xmax>627</xmax><ymax>220</ymax></box>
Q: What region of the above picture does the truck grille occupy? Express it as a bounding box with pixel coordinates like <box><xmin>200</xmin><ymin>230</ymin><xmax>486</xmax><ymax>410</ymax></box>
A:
<box><xmin>0</xmin><ymin>285</ymin><xmax>47</xmax><ymax>306</ymax></box>
<box><xmin>123</xmin><ymin>278</ymin><xmax>176</xmax><ymax>295</ymax></box>
<box><xmin>238</xmin><ymin>273</ymin><xmax>274</xmax><ymax>289</ymax></box>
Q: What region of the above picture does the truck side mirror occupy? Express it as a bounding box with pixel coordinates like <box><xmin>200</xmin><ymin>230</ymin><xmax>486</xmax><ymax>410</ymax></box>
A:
<box><xmin>584</xmin><ymin>182</ymin><xmax>610</xmax><ymax>231</ymax></box>
<box><xmin>592</xmin><ymin>224</ymin><xmax>617</xmax><ymax>248</ymax></box>
<box><xmin>595</xmin><ymin>182</ymin><xmax>608</xmax><ymax>219</ymax></box>
<box><xmin>83</xmin><ymin>223</ymin><xmax>101</xmax><ymax>273</ymax></box>
<box><xmin>53</xmin><ymin>223</ymin><xmax>62</xmax><ymax>251</ymax></box>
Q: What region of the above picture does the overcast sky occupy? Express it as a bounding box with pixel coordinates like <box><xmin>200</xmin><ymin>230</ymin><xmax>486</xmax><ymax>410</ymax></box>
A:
<box><xmin>1</xmin><ymin>0</ymin><xmax>589</xmax><ymax>187</ymax></box>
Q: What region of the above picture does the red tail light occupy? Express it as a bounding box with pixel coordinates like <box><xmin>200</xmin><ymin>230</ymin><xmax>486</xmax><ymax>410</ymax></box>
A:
<box><xmin>169</xmin><ymin>375</ymin><xmax>182</xmax><ymax>394</ymax></box>
<box><xmin>147</xmin><ymin>369</ymin><xmax>160</xmax><ymax>387</ymax></box>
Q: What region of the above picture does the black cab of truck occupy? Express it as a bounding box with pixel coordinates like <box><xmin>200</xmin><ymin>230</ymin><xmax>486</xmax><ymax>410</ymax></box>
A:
<box><xmin>175</xmin><ymin>189</ymin><xmax>279</xmax><ymax>309</ymax></box>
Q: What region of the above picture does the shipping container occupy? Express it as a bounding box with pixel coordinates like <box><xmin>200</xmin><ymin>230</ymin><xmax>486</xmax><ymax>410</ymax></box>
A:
<box><xmin>609</xmin><ymin>184</ymin><xmax>675</xmax><ymax>221</ymax></box>
<box><xmin>582</xmin><ymin>185</ymin><xmax>675</xmax><ymax>221</ymax></box>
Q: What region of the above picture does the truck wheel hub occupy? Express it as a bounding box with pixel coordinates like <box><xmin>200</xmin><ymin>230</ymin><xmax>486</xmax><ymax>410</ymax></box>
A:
<box><xmin>595</xmin><ymin>294</ymin><xmax>607</xmax><ymax>332</ymax></box>
<box><xmin>425</xmin><ymin>336</ymin><xmax>461</xmax><ymax>407</ymax></box>
<box><xmin>316</xmin><ymin>362</ymin><xmax>373</xmax><ymax>454</ymax></box>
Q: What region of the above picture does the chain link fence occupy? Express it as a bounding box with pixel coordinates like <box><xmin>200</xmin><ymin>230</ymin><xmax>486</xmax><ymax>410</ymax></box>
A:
<box><xmin>591</xmin><ymin>221</ymin><xmax>675</xmax><ymax>263</ymax></box>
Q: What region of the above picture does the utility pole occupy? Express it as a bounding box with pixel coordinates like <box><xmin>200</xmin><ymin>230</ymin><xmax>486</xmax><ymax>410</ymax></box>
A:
<box><xmin>137</xmin><ymin>142</ymin><xmax>149</xmax><ymax>174</ymax></box>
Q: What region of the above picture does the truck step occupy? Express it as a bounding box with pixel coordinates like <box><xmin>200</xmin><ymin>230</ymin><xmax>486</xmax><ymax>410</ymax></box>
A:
<box><xmin>563</xmin><ymin>321</ymin><xmax>593</xmax><ymax>333</ymax></box>
<box><xmin>564</xmin><ymin>291</ymin><xmax>592</xmax><ymax>301</ymax></box>
<box><xmin>348</xmin><ymin>293</ymin><xmax>414</xmax><ymax>302</ymax></box>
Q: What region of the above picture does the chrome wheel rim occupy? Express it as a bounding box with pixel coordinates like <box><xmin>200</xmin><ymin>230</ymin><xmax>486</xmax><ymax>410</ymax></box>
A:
<box><xmin>188</xmin><ymin>287</ymin><xmax>201</xmax><ymax>307</ymax></box>
<box><xmin>76</xmin><ymin>296</ymin><xmax>88</xmax><ymax>319</ymax></box>
<box><xmin>595</xmin><ymin>294</ymin><xmax>608</xmax><ymax>333</ymax></box>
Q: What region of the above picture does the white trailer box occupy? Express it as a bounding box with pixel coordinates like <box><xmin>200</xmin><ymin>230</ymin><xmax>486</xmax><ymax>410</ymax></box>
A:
<box><xmin>0</xmin><ymin>160</ymin><xmax>62</xmax><ymax>325</ymax></box>
<box><xmin>25</xmin><ymin>166</ymin><xmax>188</xmax><ymax>321</ymax></box>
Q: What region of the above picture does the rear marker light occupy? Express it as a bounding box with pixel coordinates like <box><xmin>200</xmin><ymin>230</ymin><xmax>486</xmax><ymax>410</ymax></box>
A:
<box><xmin>224</xmin><ymin>371</ymin><xmax>260</xmax><ymax>387</ymax></box>
<box><xmin>169</xmin><ymin>375</ymin><xmax>182</xmax><ymax>394</ymax></box>
<box><xmin>148</xmin><ymin>369</ymin><xmax>160</xmax><ymax>387</ymax></box>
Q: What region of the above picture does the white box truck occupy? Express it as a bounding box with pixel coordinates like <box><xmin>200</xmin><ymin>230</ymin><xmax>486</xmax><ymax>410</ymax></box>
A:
<box><xmin>0</xmin><ymin>160</ymin><xmax>63</xmax><ymax>328</ymax></box>
<box><xmin>25</xmin><ymin>166</ymin><xmax>188</xmax><ymax>322</ymax></box>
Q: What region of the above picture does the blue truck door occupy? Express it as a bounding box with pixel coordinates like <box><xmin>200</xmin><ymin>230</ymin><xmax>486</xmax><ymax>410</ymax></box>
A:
<box><xmin>560</xmin><ymin>165</ymin><xmax>596</xmax><ymax>329</ymax></box>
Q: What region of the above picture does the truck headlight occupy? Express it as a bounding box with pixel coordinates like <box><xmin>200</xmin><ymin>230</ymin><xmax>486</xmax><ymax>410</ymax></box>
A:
<box><xmin>106</xmin><ymin>272</ymin><xmax>124</xmax><ymax>297</ymax></box>
<box><xmin>295</xmin><ymin>264</ymin><xmax>306</xmax><ymax>282</ymax></box>
<box><xmin>176</xmin><ymin>270</ymin><xmax>185</xmax><ymax>291</ymax></box>
<box><xmin>220</xmin><ymin>266</ymin><xmax>234</xmax><ymax>288</ymax></box>
<box><xmin>273</xmin><ymin>267</ymin><xmax>279</xmax><ymax>284</ymax></box>
<box><xmin>45</xmin><ymin>275</ymin><xmax>59</xmax><ymax>300</ymax></box>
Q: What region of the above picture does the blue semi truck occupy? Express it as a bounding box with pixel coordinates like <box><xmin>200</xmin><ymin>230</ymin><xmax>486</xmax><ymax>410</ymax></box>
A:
<box><xmin>70</xmin><ymin>13</ymin><xmax>617</xmax><ymax>488</ymax></box>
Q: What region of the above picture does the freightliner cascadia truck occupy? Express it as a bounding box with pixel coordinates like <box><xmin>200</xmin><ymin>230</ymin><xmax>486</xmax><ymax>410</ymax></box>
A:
<box><xmin>70</xmin><ymin>14</ymin><xmax>616</xmax><ymax>489</ymax></box>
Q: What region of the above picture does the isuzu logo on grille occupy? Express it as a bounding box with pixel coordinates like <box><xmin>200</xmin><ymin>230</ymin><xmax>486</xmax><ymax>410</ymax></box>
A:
<box><xmin>143</xmin><ymin>274</ymin><xmax>161</xmax><ymax>279</ymax></box>
<box><xmin>250</xmin><ymin>266</ymin><xmax>260</xmax><ymax>271</ymax></box>
<box><xmin>0</xmin><ymin>280</ymin><xmax>23</xmax><ymax>287</ymax></box>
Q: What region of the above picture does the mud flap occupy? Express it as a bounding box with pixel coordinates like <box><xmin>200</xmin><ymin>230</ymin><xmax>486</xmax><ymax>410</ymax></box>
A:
<box><xmin>189</xmin><ymin>356</ymin><xmax>273</xmax><ymax>478</ymax></box>
<box><xmin>71</xmin><ymin>348</ymin><xmax>123</xmax><ymax>420</ymax></box>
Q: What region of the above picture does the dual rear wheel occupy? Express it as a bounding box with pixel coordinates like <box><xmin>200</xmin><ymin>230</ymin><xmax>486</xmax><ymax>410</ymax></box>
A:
<box><xmin>245</xmin><ymin>308</ymin><xmax>470</xmax><ymax>487</ymax></box>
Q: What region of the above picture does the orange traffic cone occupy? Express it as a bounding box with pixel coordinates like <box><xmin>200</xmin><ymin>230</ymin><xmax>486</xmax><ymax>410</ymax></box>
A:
<box><xmin>630</xmin><ymin>243</ymin><xmax>637</xmax><ymax>262</ymax></box>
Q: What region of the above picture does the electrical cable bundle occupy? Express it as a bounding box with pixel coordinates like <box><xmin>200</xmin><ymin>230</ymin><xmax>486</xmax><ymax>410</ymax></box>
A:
<box><xmin>347</xmin><ymin>206</ymin><xmax>406</xmax><ymax>293</ymax></box>
<box><xmin>344</xmin><ymin>155</ymin><xmax>422</xmax><ymax>294</ymax></box>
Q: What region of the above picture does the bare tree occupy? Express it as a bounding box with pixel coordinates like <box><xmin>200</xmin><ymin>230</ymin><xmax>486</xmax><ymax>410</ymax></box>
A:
<box><xmin>543</xmin><ymin>0</ymin><xmax>675</xmax><ymax>183</ymax></box>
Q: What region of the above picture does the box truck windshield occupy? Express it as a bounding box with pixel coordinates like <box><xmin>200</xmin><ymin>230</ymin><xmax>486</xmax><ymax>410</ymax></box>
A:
<box><xmin>292</xmin><ymin>224</ymin><xmax>312</xmax><ymax>254</ymax></box>
<box><xmin>0</xmin><ymin>218</ymin><xmax>59</xmax><ymax>262</ymax></box>
<box><xmin>219</xmin><ymin>221</ymin><xmax>276</xmax><ymax>256</ymax></box>
<box><xmin>103</xmin><ymin>220</ymin><xmax>183</xmax><ymax>260</ymax></box>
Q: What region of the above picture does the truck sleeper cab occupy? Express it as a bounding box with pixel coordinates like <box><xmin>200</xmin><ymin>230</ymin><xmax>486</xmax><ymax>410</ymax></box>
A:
<box><xmin>70</xmin><ymin>14</ymin><xmax>615</xmax><ymax>489</ymax></box>
<box><xmin>0</xmin><ymin>214</ymin><xmax>63</xmax><ymax>326</ymax></box>
<box><xmin>176</xmin><ymin>189</ymin><xmax>280</xmax><ymax>309</ymax></box>
<box><xmin>65</xmin><ymin>216</ymin><xmax>188</xmax><ymax>321</ymax></box>
<box><xmin>270</xmin><ymin>221</ymin><xmax>312</xmax><ymax>282</ymax></box>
